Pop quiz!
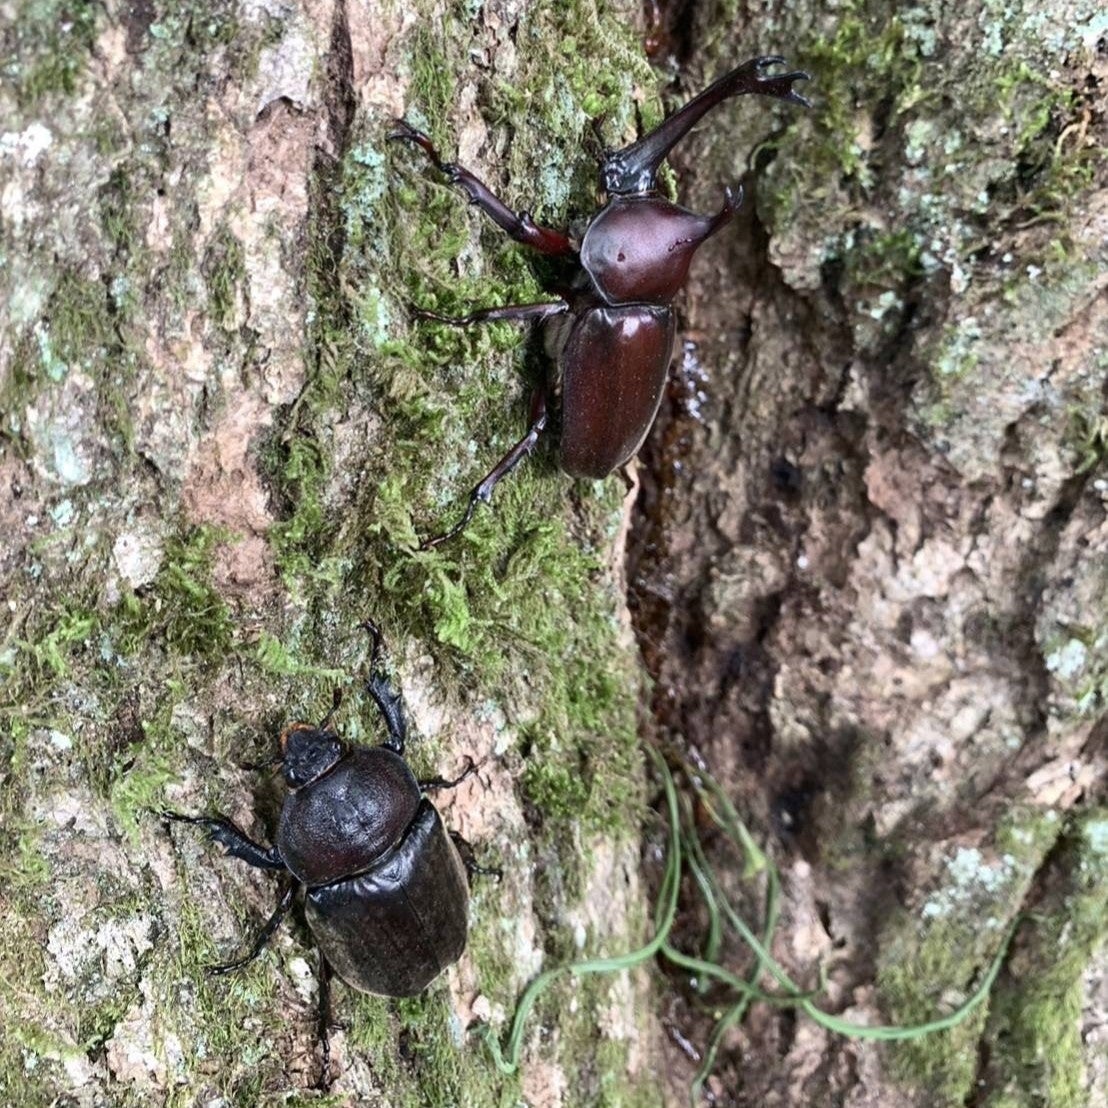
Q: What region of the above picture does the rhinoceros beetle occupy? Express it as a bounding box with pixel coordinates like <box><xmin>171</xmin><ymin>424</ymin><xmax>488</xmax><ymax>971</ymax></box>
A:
<box><xmin>165</xmin><ymin>623</ymin><xmax>485</xmax><ymax>1085</ymax></box>
<box><xmin>391</xmin><ymin>56</ymin><xmax>810</xmax><ymax>546</ymax></box>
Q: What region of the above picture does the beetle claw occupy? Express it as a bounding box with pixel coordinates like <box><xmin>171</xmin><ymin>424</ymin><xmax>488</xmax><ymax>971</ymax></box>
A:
<box><xmin>388</xmin><ymin>120</ymin><xmax>452</xmax><ymax>174</ymax></box>
<box><xmin>722</xmin><ymin>183</ymin><xmax>744</xmax><ymax>214</ymax></box>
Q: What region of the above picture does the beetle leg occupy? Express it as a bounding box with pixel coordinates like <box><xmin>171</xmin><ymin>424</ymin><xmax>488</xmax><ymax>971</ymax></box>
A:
<box><xmin>413</xmin><ymin>300</ymin><xmax>567</xmax><ymax>327</ymax></box>
<box><xmin>315</xmin><ymin>953</ymin><xmax>335</xmax><ymax>1091</ymax></box>
<box><xmin>362</xmin><ymin>619</ymin><xmax>408</xmax><ymax>756</ymax></box>
<box><xmin>239</xmin><ymin>753</ymin><xmax>283</xmax><ymax>772</ymax></box>
<box><xmin>163</xmin><ymin>811</ymin><xmax>286</xmax><ymax>871</ymax></box>
<box><xmin>389</xmin><ymin>121</ymin><xmax>574</xmax><ymax>255</ymax></box>
<box><xmin>421</xmin><ymin>391</ymin><xmax>549</xmax><ymax>550</ymax></box>
<box><xmin>419</xmin><ymin>755</ymin><xmax>478</xmax><ymax>792</ymax></box>
<box><xmin>208</xmin><ymin>880</ymin><xmax>297</xmax><ymax>976</ymax></box>
<box><xmin>601</xmin><ymin>56</ymin><xmax>810</xmax><ymax>192</ymax></box>
<box><xmin>449</xmin><ymin>830</ymin><xmax>503</xmax><ymax>883</ymax></box>
<box><xmin>317</xmin><ymin>686</ymin><xmax>343</xmax><ymax>731</ymax></box>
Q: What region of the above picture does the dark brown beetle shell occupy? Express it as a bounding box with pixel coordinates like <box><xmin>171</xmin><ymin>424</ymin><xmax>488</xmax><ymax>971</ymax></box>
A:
<box><xmin>277</xmin><ymin>746</ymin><xmax>421</xmax><ymax>887</ymax></box>
<box><xmin>579</xmin><ymin>197</ymin><xmax>727</xmax><ymax>307</ymax></box>
<box><xmin>305</xmin><ymin>799</ymin><xmax>469</xmax><ymax>996</ymax></box>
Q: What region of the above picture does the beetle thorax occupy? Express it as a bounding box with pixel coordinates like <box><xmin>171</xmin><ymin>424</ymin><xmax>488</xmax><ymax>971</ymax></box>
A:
<box><xmin>580</xmin><ymin>197</ymin><xmax>720</xmax><ymax>307</ymax></box>
<box><xmin>277</xmin><ymin>746</ymin><xmax>422</xmax><ymax>887</ymax></box>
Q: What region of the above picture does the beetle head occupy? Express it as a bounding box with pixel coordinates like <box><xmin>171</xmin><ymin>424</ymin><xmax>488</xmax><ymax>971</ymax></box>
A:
<box><xmin>280</xmin><ymin>722</ymin><xmax>344</xmax><ymax>789</ymax></box>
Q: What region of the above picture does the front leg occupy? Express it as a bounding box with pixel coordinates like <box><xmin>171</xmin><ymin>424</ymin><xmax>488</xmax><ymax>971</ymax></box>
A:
<box><xmin>390</xmin><ymin>121</ymin><xmax>574</xmax><ymax>256</ymax></box>
<box><xmin>163</xmin><ymin>811</ymin><xmax>285</xmax><ymax>871</ymax></box>
<box><xmin>362</xmin><ymin>619</ymin><xmax>408</xmax><ymax>756</ymax></box>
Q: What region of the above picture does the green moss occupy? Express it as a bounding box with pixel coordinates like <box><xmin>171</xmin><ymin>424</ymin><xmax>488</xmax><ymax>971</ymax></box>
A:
<box><xmin>407</xmin><ymin>25</ymin><xmax>456</xmax><ymax>138</ymax></box>
<box><xmin>2</xmin><ymin>263</ymin><xmax>142</xmax><ymax>462</ymax></box>
<box><xmin>1042</xmin><ymin>622</ymin><xmax>1108</xmax><ymax>719</ymax></box>
<box><xmin>19</xmin><ymin>604</ymin><xmax>98</xmax><ymax>681</ymax></box>
<box><xmin>254</xmin><ymin>632</ymin><xmax>347</xmax><ymax>681</ymax></box>
<box><xmin>879</xmin><ymin>921</ymin><xmax>995</xmax><ymax>1100</ymax></box>
<box><xmin>991</xmin><ymin>61</ymin><xmax>1104</xmax><ymax>222</ymax></box>
<box><xmin>203</xmin><ymin>225</ymin><xmax>247</xmax><ymax>331</ymax></box>
<box><xmin>42</xmin><ymin>270</ymin><xmax>115</xmax><ymax>378</ymax></box>
<box><xmin>0</xmin><ymin>815</ymin><xmax>53</xmax><ymax>891</ymax></box>
<box><xmin>757</xmin><ymin>0</ymin><xmax>926</xmax><ymax>235</ymax></box>
<box><xmin>876</xmin><ymin>808</ymin><xmax>1062</xmax><ymax>1102</ymax></box>
<box><xmin>761</xmin><ymin>0</ymin><xmax>1104</xmax><ymax>294</ymax></box>
<box><xmin>979</xmin><ymin>809</ymin><xmax>1107</xmax><ymax>1107</ymax></box>
<box><xmin>263</xmin><ymin>433</ymin><xmax>337</xmax><ymax>591</ymax></box>
<box><xmin>109</xmin><ymin>750</ymin><xmax>178</xmax><ymax>841</ymax></box>
<box><xmin>1067</xmin><ymin>403</ymin><xmax>1108</xmax><ymax>476</ymax></box>
<box><xmin>149</xmin><ymin>2</ymin><xmax>238</xmax><ymax>54</ymax></box>
<box><xmin>99</xmin><ymin>166</ymin><xmax>140</xmax><ymax>261</ymax></box>
<box><xmin>341</xmin><ymin>988</ymin><xmax>521</xmax><ymax>1108</ymax></box>
<box><xmin>803</xmin><ymin>11</ymin><xmax>917</xmax><ymax>184</ymax></box>
<box><xmin>142</xmin><ymin>0</ymin><xmax>287</xmax><ymax>92</ymax></box>
<box><xmin>845</xmin><ymin>228</ymin><xmax>924</xmax><ymax>287</ymax></box>
<box><xmin>3</xmin><ymin>0</ymin><xmax>99</xmax><ymax>106</ymax></box>
<box><xmin>117</xmin><ymin>526</ymin><xmax>234</xmax><ymax>660</ymax></box>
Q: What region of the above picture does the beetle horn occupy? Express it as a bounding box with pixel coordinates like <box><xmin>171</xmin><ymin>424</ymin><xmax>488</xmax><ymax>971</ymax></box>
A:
<box><xmin>602</xmin><ymin>56</ymin><xmax>810</xmax><ymax>194</ymax></box>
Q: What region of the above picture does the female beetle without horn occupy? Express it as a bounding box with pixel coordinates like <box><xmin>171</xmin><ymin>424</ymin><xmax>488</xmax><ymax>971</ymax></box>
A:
<box><xmin>165</xmin><ymin>624</ymin><xmax>480</xmax><ymax>1084</ymax></box>
<box><xmin>391</xmin><ymin>56</ymin><xmax>811</xmax><ymax>546</ymax></box>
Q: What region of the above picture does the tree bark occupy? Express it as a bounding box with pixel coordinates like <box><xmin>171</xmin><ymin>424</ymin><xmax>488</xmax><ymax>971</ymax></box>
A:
<box><xmin>1</xmin><ymin>1</ymin><xmax>660</xmax><ymax>1103</ymax></box>
<box><xmin>0</xmin><ymin>1</ymin><xmax>1104</xmax><ymax>1107</ymax></box>
<box><xmin>631</xmin><ymin>1</ymin><xmax>1107</xmax><ymax>1105</ymax></box>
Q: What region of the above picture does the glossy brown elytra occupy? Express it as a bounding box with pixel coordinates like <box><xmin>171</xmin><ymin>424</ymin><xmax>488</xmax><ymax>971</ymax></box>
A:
<box><xmin>390</xmin><ymin>56</ymin><xmax>810</xmax><ymax>546</ymax></box>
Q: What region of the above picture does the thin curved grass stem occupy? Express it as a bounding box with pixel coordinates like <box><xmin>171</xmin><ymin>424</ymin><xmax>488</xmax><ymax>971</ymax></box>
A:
<box><xmin>483</xmin><ymin>749</ymin><xmax>682</xmax><ymax>1075</ymax></box>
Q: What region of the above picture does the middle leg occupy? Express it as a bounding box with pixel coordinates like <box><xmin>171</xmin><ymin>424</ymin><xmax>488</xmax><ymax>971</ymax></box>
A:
<box><xmin>413</xmin><ymin>300</ymin><xmax>567</xmax><ymax>327</ymax></box>
<box><xmin>422</xmin><ymin>390</ymin><xmax>549</xmax><ymax>549</ymax></box>
<box><xmin>208</xmin><ymin>879</ymin><xmax>297</xmax><ymax>976</ymax></box>
<box><xmin>419</xmin><ymin>756</ymin><xmax>478</xmax><ymax>792</ymax></box>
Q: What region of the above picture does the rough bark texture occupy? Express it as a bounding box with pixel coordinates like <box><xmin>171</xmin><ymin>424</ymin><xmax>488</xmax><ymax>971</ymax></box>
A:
<box><xmin>0</xmin><ymin>2</ymin><xmax>1104</xmax><ymax>1108</ymax></box>
<box><xmin>1</xmin><ymin>1</ymin><xmax>659</xmax><ymax>1104</ymax></box>
<box><xmin>632</xmin><ymin>1</ymin><xmax>1107</xmax><ymax>1106</ymax></box>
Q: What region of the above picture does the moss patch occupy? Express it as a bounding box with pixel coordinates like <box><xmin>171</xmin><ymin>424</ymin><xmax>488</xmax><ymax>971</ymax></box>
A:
<box><xmin>977</xmin><ymin>808</ymin><xmax>1108</xmax><ymax>1108</ymax></box>
<box><xmin>2</xmin><ymin>0</ymin><xmax>99</xmax><ymax>106</ymax></box>
<box><xmin>117</xmin><ymin>526</ymin><xmax>235</xmax><ymax>661</ymax></box>
<box><xmin>876</xmin><ymin>807</ymin><xmax>1063</xmax><ymax>1102</ymax></box>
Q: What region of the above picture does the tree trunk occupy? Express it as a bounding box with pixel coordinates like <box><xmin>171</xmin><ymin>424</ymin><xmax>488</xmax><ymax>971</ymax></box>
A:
<box><xmin>0</xmin><ymin>1</ymin><xmax>1104</xmax><ymax>1107</ymax></box>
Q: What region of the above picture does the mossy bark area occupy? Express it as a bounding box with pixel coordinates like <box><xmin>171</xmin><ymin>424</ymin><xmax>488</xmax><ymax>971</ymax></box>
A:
<box><xmin>0</xmin><ymin>1</ymin><xmax>661</xmax><ymax>1104</ymax></box>
<box><xmin>630</xmin><ymin>1</ymin><xmax>1106</xmax><ymax>1106</ymax></box>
